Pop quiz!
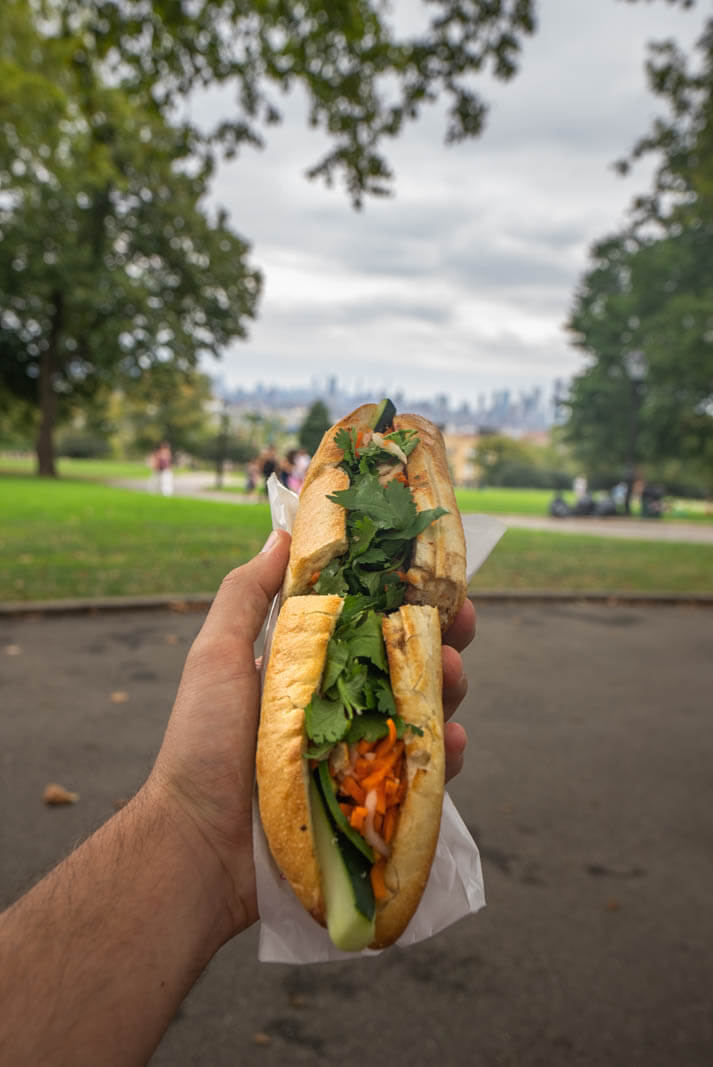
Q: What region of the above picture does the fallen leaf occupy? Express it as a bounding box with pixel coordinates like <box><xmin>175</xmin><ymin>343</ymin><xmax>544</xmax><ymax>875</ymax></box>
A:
<box><xmin>43</xmin><ymin>783</ymin><xmax>79</xmax><ymax>806</ymax></box>
<box><xmin>110</xmin><ymin>691</ymin><xmax>129</xmax><ymax>704</ymax></box>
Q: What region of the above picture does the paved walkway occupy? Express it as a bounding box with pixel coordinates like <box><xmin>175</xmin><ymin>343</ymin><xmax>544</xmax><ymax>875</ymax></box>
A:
<box><xmin>116</xmin><ymin>473</ymin><xmax>713</xmax><ymax>545</ymax></box>
<box><xmin>2</xmin><ymin>602</ymin><xmax>712</xmax><ymax>1065</ymax></box>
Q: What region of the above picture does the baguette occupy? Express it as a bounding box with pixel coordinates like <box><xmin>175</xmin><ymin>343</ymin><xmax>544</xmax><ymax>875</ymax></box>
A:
<box><xmin>283</xmin><ymin>403</ymin><xmax>467</xmax><ymax>631</ymax></box>
<box><xmin>257</xmin><ymin>598</ymin><xmax>443</xmax><ymax>949</ymax></box>
<box><xmin>257</xmin><ymin>401</ymin><xmax>464</xmax><ymax>951</ymax></box>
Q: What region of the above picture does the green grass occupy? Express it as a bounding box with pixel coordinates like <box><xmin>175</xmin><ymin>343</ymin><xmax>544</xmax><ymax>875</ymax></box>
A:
<box><xmin>455</xmin><ymin>486</ymin><xmax>558</xmax><ymax>515</ymax></box>
<box><xmin>470</xmin><ymin>528</ymin><xmax>713</xmax><ymax>595</ymax></box>
<box><xmin>455</xmin><ymin>486</ymin><xmax>712</xmax><ymax>523</ymax></box>
<box><xmin>0</xmin><ymin>476</ymin><xmax>271</xmax><ymax>601</ymax></box>
<box><xmin>2</xmin><ymin>475</ymin><xmax>712</xmax><ymax>601</ymax></box>
<box><xmin>0</xmin><ymin>456</ymin><xmax>208</xmax><ymax>481</ymax></box>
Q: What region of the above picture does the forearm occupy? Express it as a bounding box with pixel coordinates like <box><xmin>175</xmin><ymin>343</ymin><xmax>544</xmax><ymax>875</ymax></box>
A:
<box><xmin>0</xmin><ymin>784</ymin><xmax>235</xmax><ymax>1067</ymax></box>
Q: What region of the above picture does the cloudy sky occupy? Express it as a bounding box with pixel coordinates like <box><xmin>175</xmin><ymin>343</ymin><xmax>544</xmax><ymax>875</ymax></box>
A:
<box><xmin>196</xmin><ymin>0</ymin><xmax>703</xmax><ymax>410</ymax></box>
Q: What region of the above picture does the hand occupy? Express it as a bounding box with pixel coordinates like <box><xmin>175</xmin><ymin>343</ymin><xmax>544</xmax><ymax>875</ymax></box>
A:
<box><xmin>442</xmin><ymin>597</ymin><xmax>476</xmax><ymax>781</ymax></box>
<box><xmin>148</xmin><ymin>529</ymin><xmax>292</xmax><ymax>938</ymax></box>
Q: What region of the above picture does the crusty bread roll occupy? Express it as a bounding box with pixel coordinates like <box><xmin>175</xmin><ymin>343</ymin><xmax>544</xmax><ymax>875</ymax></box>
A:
<box><xmin>283</xmin><ymin>405</ymin><xmax>467</xmax><ymax>631</ymax></box>
<box><xmin>257</xmin><ymin>595</ymin><xmax>343</xmax><ymax>921</ymax></box>
<box><xmin>257</xmin><ymin>402</ymin><xmax>463</xmax><ymax>952</ymax></box>
<box><xmin>372</xmin><ymin>603</ymin><xmax>444</xmax><ymax>948</ymax></box>
<box><xmin>256</xmin><ymin>600</ymin><xmax>443</xmax><ymax>949</ymax></box>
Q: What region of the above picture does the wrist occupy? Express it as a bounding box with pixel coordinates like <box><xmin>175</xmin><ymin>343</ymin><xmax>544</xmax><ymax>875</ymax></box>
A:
<box><xmin>140</xmin><ymin>772</ymin><xmax>255</xmax><ymax>943</ymax></box>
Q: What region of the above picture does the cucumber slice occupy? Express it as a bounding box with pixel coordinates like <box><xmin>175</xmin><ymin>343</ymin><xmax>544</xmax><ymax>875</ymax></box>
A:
<box><xmin>370</xmin><ymin>397</ymin><xmax>396</xmax><ymax>432</ymax></box>
<box><xmin>309</xmin><ymin>780</ymin><xmax>376</xmax><ymax>951</ymax></box>
<box><xmin>316</xmin><ymin>761</ymin><xmax>375</xmax><ymax>863</ymax></box>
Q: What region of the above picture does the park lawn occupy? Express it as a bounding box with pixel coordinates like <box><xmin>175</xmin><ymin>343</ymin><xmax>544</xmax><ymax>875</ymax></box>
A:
<box><xmin>0</xmin><ymin>476</ymin><xmax>272</xmax><ymax>601</ymax></box>
<box><xmin>470</xmin><ymin>527</ymin><xmax>713</xmax><ymax>596</ymax></box>
<box><xmin>0</xmin><ymin>456</ymin><xmax>209</xmax><ymax>481</ymax></box>
<box><xmin>2</xmin><ymin>475</ymin><xmax>712</xmax><ymax>601</ymax></box>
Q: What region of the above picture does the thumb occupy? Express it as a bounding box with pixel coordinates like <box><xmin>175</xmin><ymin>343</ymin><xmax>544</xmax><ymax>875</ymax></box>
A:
<box><xmin>201</xmin><ymin>529</ymin><xmax>291</xmax><ymax>647</ymax></box>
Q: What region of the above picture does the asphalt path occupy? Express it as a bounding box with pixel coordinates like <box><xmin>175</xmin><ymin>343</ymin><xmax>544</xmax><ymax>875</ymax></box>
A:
<box><xmin>2</xmin><ymin>600</ymin><xmax>712</xmax><ymax>1066</ymax></box>
<box><xmin>114</xmin><ymin>473</ymin><xmax>713</xmax><ymax>544</ymax></box>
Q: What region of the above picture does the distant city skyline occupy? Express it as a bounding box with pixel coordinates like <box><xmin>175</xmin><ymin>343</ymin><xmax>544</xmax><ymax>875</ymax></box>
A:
<box><xmin>219</xmin><ymin>373</ymin><xmax>565</xmax><ymax>436</ymax></box>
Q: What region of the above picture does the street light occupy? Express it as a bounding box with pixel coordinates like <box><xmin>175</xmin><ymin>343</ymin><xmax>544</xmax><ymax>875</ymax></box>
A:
<box><xmin>624</xmin><ymin>350</ymin><xmax>647</xmax><ymax>515</ymax></box>
<box><xmin>215</xmin><ymin>399</ymin><xmax>230</xmax><ymax>490</ymax></box>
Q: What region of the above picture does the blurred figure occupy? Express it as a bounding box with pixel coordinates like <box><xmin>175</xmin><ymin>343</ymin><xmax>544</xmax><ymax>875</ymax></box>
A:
<box><xmin>289</xmin><ymin>447</ymin><xmax>310</xmax><ymax>493</ymax></box>
<box><xmin>258</xmin><ymin>444</ymin><xmax>278</xmax><ymax>494</ymax></box>
<box><xmin>244</xmin><ymin>458</ymin><xmax>259</xmax><ymax>498</ymax></box>
<box><xmin>152</xmin><ymin>442</ymin><xmax>173</xmax><ymax>496</ymax></box>
<box><xmin>280</xmin><ymin>449</ymin><xmax>295</xmax><ymax>488</ymax></box>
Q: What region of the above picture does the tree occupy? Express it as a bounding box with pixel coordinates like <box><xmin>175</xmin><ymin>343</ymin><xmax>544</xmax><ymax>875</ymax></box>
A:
<box><xmin>565</xmin><ymin>8</ymin><xmax>713</xmax><ymax>496</ymax></box>
<box><xmin>110</xmin><ymin>368</ymin><xmax>218</xmax><ymax>457</ymax></box>
<box><xmin>299</xmin><ymin>400</ymin><xmax>332</xmax><ymax>456</ymax></box>
<box><xmin>473</xmin><ymin>432</ymin><xmax>573</xmax><ymax>489</ymax></box>
<box><xmin>1</xmin><ymin>0</ymin><xmax>538</xmax><ymax>474</ymax></box>
<box><xmin>0</xmin><ymin>1</ymin><xmax>261</xmax><ymax>475</ymax></box>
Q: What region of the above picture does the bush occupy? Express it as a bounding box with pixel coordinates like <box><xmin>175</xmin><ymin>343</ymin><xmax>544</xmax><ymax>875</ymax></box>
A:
<box><xmin>56</xmin><ymin>430</ymin><xmax>111</xmax><ymax>459</ymax></box>
<box><xmin>489</xmin><ymin>463</ymin><xmax>572</xmax><ymax>490</ymax></box>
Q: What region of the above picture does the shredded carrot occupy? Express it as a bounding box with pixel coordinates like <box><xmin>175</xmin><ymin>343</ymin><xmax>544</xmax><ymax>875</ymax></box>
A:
<box><xmin>355</xmin><ymin>429</ymin><xmax>364</xmax><ymax>453</ymax></box>
<box><xmin>384</xmin><ymin>777</ymin><xmax>399</xmax><ymax>801</ymax></box>
<box><xmin>374</xmin><ymin>717</ymin><xmax>397</xmax><ymax>758</ymax></box>
<box><xmin>360</xmin><ymin>743</ymin><xmax>404</xmax><ymax>792</ymax></box>
<box><xmin>396</xmin><ymin>570</ymin><xmax>408</xmax><ymax>581</ymax></box>
<box><xmin>356</xmin><ymin>740</ymin><xmax>372</xmax><ymax>755</ymax></box>
<box><xmin>375</xmin><ymin>783</ymin><xmax>387</xmax><ymax>816</ymax></box>
<box><xmin>308</xmin><ymin>571</ymin><xmax>321</xmax><ymax>586</ymax></box>
<box><xmin>370</xmin><ymin>860</ymin><xmax>388</xmax><ymax>901</ymax></box>
<box><xmin>339</xmin><ymin>802</ymin><xmax>352</xmax><ymax>819</ymax></box>
<box><xmin>339</xmin><ymin>775</ymin><xmax>366</xmax><ymax>805</ymax></box>
<box><xmin>349</xmin><ymin>805</ymin><xmax>368</xmax><ymax>831</ymax></box>
<box><xmin>395</xmin><ymin>471</ymin><xmax>408</xmax><ymax>485</ymax></box>
<box><xmin>383</xmin><ymin>808</ymin><xmax>397</xmax><ymax>844</ymax></box>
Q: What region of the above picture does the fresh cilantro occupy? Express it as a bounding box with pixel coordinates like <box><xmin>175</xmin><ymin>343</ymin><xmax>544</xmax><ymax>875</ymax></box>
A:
<box><xmin>385</xmin><ymin>429</ymin><xmax>418</xmax><ymax>457</ymax></box>
<box><xmin>334</xmin><ymin>426</ymin><xmax>359</xmax><ymax>469</ymax></box>
<box><xmin>345</xmin><ymin>610</ymin><xmax>388</xmax><ymax>671</ymax></box>
<box><xmin>345</xmin><ymin>713</ymin><xmax>423</xmax><ymax>745</ymax></box>
<box><xmin>304</xmin><ymin>693</ymin><xmax>351</xmax><ymax>746</ymax></box>
<box><xmin>303</xmin><ymin>415</ymin><xmax>447</xmax><ymax>751</ymax></box>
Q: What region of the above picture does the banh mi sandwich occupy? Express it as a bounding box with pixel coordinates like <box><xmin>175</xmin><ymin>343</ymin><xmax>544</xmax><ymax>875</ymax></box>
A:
<box><xmin>256</xmin><ymin>399</ymin><xmax>467</xmax><ymax>951</ymax></box>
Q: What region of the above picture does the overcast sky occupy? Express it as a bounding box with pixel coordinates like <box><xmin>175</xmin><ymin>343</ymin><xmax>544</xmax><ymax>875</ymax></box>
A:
<box><xmin>195</xmin><ymin>0</ymin><xmax>703</xmax><ymax>410</ymax></box>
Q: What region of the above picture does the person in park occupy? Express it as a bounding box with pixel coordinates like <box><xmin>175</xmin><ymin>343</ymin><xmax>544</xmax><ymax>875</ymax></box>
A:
<box><xmin>152</xmin><ymin>441</ymin><xmax>174</xmax><ymax>496</ymax></box>
<box><xmin>0</xmin><ymin>530</ymin><xmax>475</xmax><ymax>1066</ymax></box>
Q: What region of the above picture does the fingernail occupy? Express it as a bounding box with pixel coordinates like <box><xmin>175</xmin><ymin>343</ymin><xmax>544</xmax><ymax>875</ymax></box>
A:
<box><xmin>260</xmin><ymin>530</ymin><xmax>279</xmax><ymax>554</ymax></box>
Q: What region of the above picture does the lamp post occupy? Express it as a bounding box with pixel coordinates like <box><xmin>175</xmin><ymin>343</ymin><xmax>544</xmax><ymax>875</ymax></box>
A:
<box><xmin>624</xmin><ymin>350</ymin><xmax>646</xmax><ymax>516</ymax></box>
<box><xmin>215</xmin><ymin>399</ymin><xmax>230</xmax><ymax>490</ymax></box>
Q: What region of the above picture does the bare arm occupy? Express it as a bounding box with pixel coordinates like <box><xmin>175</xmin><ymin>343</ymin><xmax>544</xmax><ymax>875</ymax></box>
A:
<box><xmin>0</xmin><ymin>786</ymin><xmax>231</xmax><ymax>1066</ymax></box>
<box><xmin>0</xmin><ymin>532</ymin><xmax>292</xmax><ymax>1067</ymax></box>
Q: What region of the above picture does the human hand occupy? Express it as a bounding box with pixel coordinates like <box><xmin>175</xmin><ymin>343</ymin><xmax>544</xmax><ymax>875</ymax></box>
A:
<box><xmin>148</xmin><ymin>529</ymin><xmax>292</xmax><ymax>939</ymax></box>
<box><xmin>442</xmin><ymin>597</ymin><xmax>476</xmax><ymax>781</ymax></box>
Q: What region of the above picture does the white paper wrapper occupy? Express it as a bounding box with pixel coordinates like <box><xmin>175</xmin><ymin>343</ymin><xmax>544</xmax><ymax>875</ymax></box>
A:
<box><xmin>255</xmin><ymin>474</ymin><xmax>506</xmax><ymax>963</ymax></box>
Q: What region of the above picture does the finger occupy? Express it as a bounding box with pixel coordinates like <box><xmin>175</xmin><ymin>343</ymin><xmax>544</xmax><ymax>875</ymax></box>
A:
<box><xmin>200</xmin><ymin>529</ymin><xmax>291</xmax><ymax>647</ymax></box>
<box><xmin>443</xmin><ymin>597</ymin><xmax>476</xmax><ymax>652</ymax></box>
<box><xmin>442</xmin><ymin>644</ymin><xmax>467</xmax><ymax>721</ymax></box>
<box><xmin>444</xmin><ymin>721</ymin><xmax>467</xmax><ymax>783</ymax></box>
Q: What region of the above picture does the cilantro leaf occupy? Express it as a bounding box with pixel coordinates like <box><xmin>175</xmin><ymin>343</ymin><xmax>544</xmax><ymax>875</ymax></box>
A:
<box><xmin>322</xmin><ymin>639</ymin><xmax>349</xmax><ymax>691</ymax></box>
<box><xmin>304</xmin><ymin>693</ymin><xmax>351</xmax><ymax>746</ymax></box>
<box><xmin>346</xmin><ymin>610</ymin><xmax>387</xmax><ymax>671</ymax></box>
<box><xmin>313</xmin><ymin>558</ymin><xmax>349</xmax><ymax>595</ymax></box>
